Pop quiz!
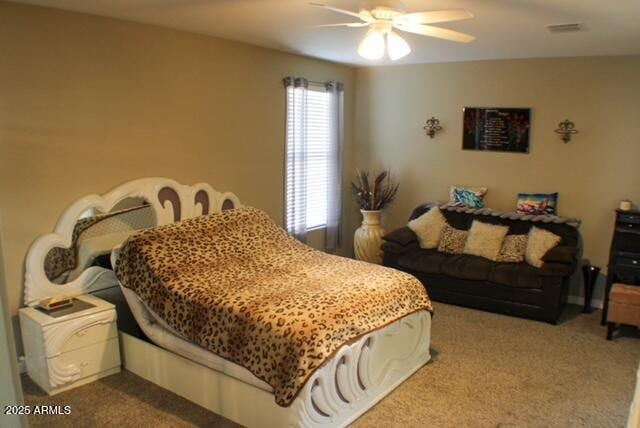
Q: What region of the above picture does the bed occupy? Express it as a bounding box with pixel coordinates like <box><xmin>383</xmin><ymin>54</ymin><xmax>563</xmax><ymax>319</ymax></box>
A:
<box><xmin>24</xmin><ymin>177</ymin><xmax>433</xmax><ymax>428</ymax></box>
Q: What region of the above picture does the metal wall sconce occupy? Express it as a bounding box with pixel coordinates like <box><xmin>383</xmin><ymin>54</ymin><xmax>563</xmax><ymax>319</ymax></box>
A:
<box><xmin>423</xmin><ymin>116</ymin><xmax>442</xmax><ymax>138</ymax></box>
<box><xmin>554</xmin><ymin>119</ymin><xmax>579</xmax><ymax>143</ymax></box>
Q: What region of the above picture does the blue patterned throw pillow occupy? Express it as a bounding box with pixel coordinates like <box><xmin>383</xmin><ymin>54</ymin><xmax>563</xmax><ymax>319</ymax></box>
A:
<box><xmin>516</xmin><ymin>193</ymin><xmax>558</xmax><ymax>215</ymax></box>
<box><xmin>450</xmin><ymin>186</ymin><xmax>487</xmax><ymax>208</ymax></box>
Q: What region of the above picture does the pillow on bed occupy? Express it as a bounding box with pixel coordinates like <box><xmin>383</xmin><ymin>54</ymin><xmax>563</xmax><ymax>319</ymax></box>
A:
<box><xmin>45</xmin><ymin>205</ymin><xmax>157</xmax><ymax>282</ymax></box>
<box><xmin>408</xmin><ymin>207</ymin><xmax>447</xmax><ymax>249</ymax></box>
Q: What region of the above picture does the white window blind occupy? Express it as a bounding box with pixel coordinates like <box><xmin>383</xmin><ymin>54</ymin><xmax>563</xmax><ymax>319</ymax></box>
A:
<box><xmin>304</xmin><ymin>88</ymin><xmax>330</xmax><ymax>229</ymax></box>
<box><xmin>286</xmin><ymin>85</ymin><xmax>331</xmax><ymax>231</ymax></box>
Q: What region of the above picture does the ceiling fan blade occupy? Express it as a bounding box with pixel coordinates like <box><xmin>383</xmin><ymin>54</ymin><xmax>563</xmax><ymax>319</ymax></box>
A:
<box><xmin>398</xmin><ymin>10</ymin><xmax>474</xmax><ymax>25</ymax></box>
<box><xmin>395</xmin><ymin>23</ymin><xmax>475</xmax><ymax>43</ymax></box>
<box><xmin>309</xmin><ymin>22</ymin><xmax>370</xmax><ymax>28</ymax></box>
<box><xmin>358</xmin><ymin>9</ymin><xmax>375</xmax><ymax>23</ymax></box>
<box><xmin>309</xmin><ymin>2</ymin><xmax>368</xmax><ymax>21</ymax></box>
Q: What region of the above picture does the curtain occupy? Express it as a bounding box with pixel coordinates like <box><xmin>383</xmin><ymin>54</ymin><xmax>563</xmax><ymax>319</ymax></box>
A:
<box><xmin>325</xmin><ymin>81</ymin><xmax>344</xmax><ymax>253</ymax></box>
<box><xmin>283</xmin><ymin>76</ymin><xmax>309</xmax><ymax>242</ymax></box>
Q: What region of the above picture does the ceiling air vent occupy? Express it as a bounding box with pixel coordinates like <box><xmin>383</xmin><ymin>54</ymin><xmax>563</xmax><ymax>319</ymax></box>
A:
<box><xmin>547</xmin><ymin>23</ymin><xmax>583</xmax><ymax>33</ymax></box>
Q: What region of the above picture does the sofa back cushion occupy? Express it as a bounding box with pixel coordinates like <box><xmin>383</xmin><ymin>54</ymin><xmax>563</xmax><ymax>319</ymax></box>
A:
<box><xmin>409</xmin><ymin>203</ymin><xmax>579</xmax><ymax>247</ymax></box>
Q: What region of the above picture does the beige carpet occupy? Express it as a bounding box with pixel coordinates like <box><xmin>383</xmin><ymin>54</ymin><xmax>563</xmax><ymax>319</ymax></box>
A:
<box><xmin>23</xmin><ymin>304</ymin><xmax>640</xmax><ymax>427</ymax></box>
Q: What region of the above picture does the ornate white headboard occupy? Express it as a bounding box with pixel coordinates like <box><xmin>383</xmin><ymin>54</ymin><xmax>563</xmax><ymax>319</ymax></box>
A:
<box><xmin>24</xmin><ymin>177</ymin><xmax>242</xmax><ymax>306</ymax></box>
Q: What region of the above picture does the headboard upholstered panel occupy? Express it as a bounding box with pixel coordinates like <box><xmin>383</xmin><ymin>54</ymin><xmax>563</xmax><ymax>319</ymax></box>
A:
<box><xmin>24</xmin><ymin>177</ymin><xmax>242</xmax><ymax>306</ymax></box>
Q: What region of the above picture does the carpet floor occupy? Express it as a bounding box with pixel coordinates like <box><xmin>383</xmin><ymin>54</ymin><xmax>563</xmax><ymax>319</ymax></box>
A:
<box><xmin>23</xmin><ymin>304</ymin><xmax>640</xmax><ymax>427</ymax></box>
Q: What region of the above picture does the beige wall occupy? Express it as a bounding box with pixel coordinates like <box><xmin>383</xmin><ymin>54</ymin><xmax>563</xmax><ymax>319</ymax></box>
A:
<box><xmin>2</xmin><ymin>1</ymin><xmax>639</xmax><ymax>346</ymax></box>
<box><xmin>353</xmin><ymin>56</ymin><xmax>640</xmax><ymax>300</ymax></box>
<box><xmin>0</xmin><ymin>2</ymin><xmax>355</xmax><ymax>331</ymax></box>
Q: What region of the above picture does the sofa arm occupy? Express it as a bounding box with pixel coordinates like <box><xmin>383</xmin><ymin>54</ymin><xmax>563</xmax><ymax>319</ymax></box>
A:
<box><xmin>382</xmin><ymin>226</ymin><xmax>418</xmax><ymax>247</ymax></box>
<box><xmin>542</xmin><ymin>245</ymin><xmax>579</xmax><ymax>264</ymax></box>
<box><xmin>540</xmin><ymin>261</ymin><xmax>577</xmax><ymax>278</ymax></box>
<box><xmin>381</xmin><ymin>240</ymin><xmax>417</xmax><ymax>255</ymax></box>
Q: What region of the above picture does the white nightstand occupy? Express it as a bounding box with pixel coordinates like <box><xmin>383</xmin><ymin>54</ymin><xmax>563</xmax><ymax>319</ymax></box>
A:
<box><xmin>19</xmin><ymin>294</ymin><xmax>121</xmax><ymax>395</ymax></box>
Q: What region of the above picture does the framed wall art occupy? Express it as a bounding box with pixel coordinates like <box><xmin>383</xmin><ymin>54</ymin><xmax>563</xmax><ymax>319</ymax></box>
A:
<box><xmin>462</xmin><ymin>107</ymin><xmax>531</xmax><ymax>153</ymax></box>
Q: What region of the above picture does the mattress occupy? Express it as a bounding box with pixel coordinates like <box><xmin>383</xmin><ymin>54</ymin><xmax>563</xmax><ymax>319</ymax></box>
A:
<box><xmin>120</xmin><ymin>285</ymin><xmax>273</xmax><ymax>392</ymax></box>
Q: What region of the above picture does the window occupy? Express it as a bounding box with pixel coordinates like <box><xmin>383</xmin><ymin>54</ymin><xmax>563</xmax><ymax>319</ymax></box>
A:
<box><xmin>284</xmin><ymin>77</ymin><xmax>343</xmax><ymax>250</ymax></box>
<box><xmin>303</xmin><ymin>88</ymin><xmax>330</xmax><ymax>229</ymax></box>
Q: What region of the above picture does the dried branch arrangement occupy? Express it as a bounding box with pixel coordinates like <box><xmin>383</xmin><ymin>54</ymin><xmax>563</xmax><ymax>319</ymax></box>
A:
<box><xmin>351</xmin><ymin>170</ymin><xmax>399</xmax><ymax>211</ymax></box>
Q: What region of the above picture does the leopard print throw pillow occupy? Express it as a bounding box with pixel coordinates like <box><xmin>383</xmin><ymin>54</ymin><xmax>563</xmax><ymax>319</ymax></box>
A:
<box><xmin>437</xmin><ymin>223</ymin><xmax>468</xmax><ymax>254</ymax></box>
<box><xmin>497</xmin><ymin>234</ymin><xmax>528</xmax><ymax>263</ymax></box>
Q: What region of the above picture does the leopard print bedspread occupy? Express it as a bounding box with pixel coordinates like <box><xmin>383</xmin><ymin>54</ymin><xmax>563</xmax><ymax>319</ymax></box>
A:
<box><xmin>44</xmin><ymin>205</ymin><xmax>152</xmax><ymax>281</ymax></box>
<box><xmin>115</xmin><ymin>207</ymin><xmax>432</xmax><ymax>406</ymax></box>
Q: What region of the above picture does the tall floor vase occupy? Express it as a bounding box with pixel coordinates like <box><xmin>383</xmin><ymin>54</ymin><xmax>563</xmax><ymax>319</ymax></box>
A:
<box><xmin>354</xmin><ymin>210</ymin><xmax>386</xmax><ymax>264</ymax></box>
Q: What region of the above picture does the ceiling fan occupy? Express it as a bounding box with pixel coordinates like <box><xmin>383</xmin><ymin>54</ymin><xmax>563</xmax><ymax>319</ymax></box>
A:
<box><xmin>309</xmin><ymin>1</ymin><xmax>475</xmax><ymax>60</ymax></box>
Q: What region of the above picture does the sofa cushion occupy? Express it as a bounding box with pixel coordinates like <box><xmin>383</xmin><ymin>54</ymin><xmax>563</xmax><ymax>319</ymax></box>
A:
<box><xmin>540</xmin><ymin>261</ymin><xmax>576</xmax><ymax>277</ymax></box>
<box><xmin>398</xmin><ymin>249</ymin><xmax>451</xmax><ymax>274</ymax></box>
<box><xmin>541</xmin><ymin>245</ymin><xmax>579</xmax><ymax>264</ymax></box>
<box><xmin>440</xmin><ymin>254</ymin><xmax>495</xmax><ymax>281</ymax></box>
<box><xmin>382</xmin><ymin>226</ymin><xmax>418</xmax><ymax>247</ymax></box>
<box><xmin>381</xmin><ymin>240</ymin><xmax>417</xmax><ymax>255</ymax></box>
<box><xmin>489</xmin><ymin>263</ymin><xmax>543</xmax><ymax>289</ymax></box>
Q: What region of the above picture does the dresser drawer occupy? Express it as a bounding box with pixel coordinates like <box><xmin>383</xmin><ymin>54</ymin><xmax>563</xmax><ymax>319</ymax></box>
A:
<box><xmin>46</xmin><ymin>321</ymin><xmax>117</xmax><ymax>357</ymax></box>
<box><xmin>620</xmin><ymin>213</ymin><xmax>640</xmax><ymax>225</ymax></box>
<box><xmin>615</xmin><ymin>254</ymin><xmax>640</xmax><ymax>269</ymax></box>
<box><xmin>50</xmin><ymin>337</ymin><xmax>120</xmax><ymax>381</ymax></box>
<box><xmin>618</xmin><ymin>222</ymin><xmax>640</xmax><ymax>232</ymax></box>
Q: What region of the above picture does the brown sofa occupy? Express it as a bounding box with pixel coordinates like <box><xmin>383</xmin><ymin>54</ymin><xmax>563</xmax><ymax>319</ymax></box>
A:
<box><xmin>382</xmin><ymin>203</ymin><xmax>580</xmax><ymax>324</ymax></box>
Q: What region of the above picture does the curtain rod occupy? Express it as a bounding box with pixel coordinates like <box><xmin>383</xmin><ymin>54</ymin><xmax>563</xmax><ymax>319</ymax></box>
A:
<box><xmin>285</xmin><ymin>77</ymin><xmax>340</xmax><ymax>85</ymax></box>
<box><xmin>283</xmin><ymin>76</ymin><xmax>343</xmax><ymax>89</ymax></box>
<box><xmin>309</xmin><ymin>80</ymin><xmax>344</xmax><ymax>89</ymax></box>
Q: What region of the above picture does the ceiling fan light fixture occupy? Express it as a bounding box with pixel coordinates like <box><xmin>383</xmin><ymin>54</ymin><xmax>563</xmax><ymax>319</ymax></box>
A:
<box><xmin>310</xmin><ymin>2</ymin><xmax>475</xmax><ymax>61</ymax></box>
<box><xmin>387</xmin><ymin>31</ymin><xmax>411</xmax><ymax>60</ymax></box>
<box><xmin>357</xmin><ymin>29</ymin><xmax>385</xmax><ymax>59</ymax></box>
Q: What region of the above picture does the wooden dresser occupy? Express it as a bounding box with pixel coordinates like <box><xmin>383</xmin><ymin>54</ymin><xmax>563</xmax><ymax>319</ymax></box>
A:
<box><xmin>602</xmin><ymin>209</ymin><xmax>640</xmax><ymax>325</ymax></box>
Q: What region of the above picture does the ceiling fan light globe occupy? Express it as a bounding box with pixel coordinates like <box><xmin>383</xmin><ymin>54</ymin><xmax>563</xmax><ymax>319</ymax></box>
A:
<box><xmin>387</xmin><ymin>31</ymin><xmax>411</xmax><ymax>60</ymax></box>
<box><xmin>357</xmin><ymin>30</ymin><xmax>385</xmax><ymax>60</ymax></box>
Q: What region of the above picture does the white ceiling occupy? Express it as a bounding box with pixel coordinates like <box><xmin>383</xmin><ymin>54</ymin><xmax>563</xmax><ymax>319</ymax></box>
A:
<box><xmin>12</xmin><ymin>0</ymin><xmax>640</xmax><ymax>66</ymax></box>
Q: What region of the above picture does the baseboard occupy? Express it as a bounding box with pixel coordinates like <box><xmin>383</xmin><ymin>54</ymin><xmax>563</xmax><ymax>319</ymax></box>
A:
<box><xmin>567</xmin><ymin>294</ymin><xmax>604</xmax><ymax>309</ymax></box>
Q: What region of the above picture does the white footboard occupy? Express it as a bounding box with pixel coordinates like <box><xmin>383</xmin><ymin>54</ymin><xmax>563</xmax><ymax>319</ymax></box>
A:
<box><xmin>120</xmin><ymin>309</ymin><xmax>431</xmax><ymax>427</ymax></box>
<box><xmin>291</xmin><ymin>310</ymin><xmax>431</xmax><ymax>427</ymax></box>
<box><xmin>120</xmin><ymin>309</ymin><xmax>431</xmax><ymax>428</ymax></box>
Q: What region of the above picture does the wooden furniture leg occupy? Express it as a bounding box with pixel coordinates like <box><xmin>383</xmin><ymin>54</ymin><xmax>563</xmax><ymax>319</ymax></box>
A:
<box><xmin>601</xmin><ymin>273</ymin><xmax>614</xmax><ymax>326</ymax></box>
<box><xmin>606</xmin><ymin>322</ymin><xmax>616</xmax><ymax>340</ymax></box>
